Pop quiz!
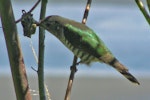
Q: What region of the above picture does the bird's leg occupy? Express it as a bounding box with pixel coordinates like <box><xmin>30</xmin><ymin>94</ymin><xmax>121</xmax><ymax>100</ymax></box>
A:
<box><xmin>70</xmin><ymin>57</ymin><xmax>79</xmax><ymax>72</ymax></box>
<box><xmin>76</xmin><ymin>61</ymin><xmax>82</xmax><ymax>66</ymax></box>
<box><xmin>70</xmin><ymin>60</ymin><xmax>82</xmax><ymax>72</ymax></box>
<box><xmin>70</xmin><ymin>65</ymin><xmax>78</xmax><ymax>73</ymax></box>
<box><xmin>65</xmin><ymin>56</ymin><xmax>78</xmax><ymax>100</ymax></box>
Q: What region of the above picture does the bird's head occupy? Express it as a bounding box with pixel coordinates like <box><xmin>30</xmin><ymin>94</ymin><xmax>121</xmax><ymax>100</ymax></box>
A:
<box><xmin>39</xmin><ymin>15</ymin><xmax>65</xmax><ymax>38</ymax></box>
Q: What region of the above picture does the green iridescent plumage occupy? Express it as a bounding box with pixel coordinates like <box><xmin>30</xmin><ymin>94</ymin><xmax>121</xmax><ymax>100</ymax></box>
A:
<box><xmin>39</xmin><ymin>15</ymin><xmax>140</xmax><ymax>85</ymax></box>
<box><xmin>65</xmin><ymin>24</ymin><xmax>109</xmax><ymax>56</ymax></box>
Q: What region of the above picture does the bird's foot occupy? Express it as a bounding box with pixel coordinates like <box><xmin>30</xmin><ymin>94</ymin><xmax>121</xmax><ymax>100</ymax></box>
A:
<box><xmin>70</xmin><ymin>65</ymin><xmax>78</xmax><ymax>72</ymax></box>
<box><xmin>76</xmin><ymin>60</ymin><xmax>82</xmax><ymax>65</ymax></box>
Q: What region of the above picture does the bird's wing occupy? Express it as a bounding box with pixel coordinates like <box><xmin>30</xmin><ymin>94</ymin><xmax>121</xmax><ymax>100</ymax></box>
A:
<box><xmin>63</xmin><ymin>24</ymin><xmax>109</xmax><ymax>58</ymax></box>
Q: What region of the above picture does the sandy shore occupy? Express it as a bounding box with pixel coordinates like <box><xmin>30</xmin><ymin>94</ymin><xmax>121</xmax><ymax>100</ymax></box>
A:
<box><xmin>0</xmin><ymin>75</ymin><xmax>150</xmax><ymax>100</ymax></box>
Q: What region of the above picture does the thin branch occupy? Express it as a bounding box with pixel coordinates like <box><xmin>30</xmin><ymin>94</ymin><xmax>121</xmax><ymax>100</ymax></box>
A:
<box><xmin>135</xmin><ymin>0</ymin><xmax>150</xmax><ymax>25</ymax></box>
<box><xmin>147</xmin><ymin>0</ymin><xmax>150</xmax><ymax>12</ymax></box>
<box><xmin>82</xmin><ymin>0</ymin><xmax>92</xmax><ymax>24</ymax></box>
<box><xmin>65</xmin><ymin>56</ymin><xmax>78</xmax><ymax>100</ymax></box>
<box><xmin>30</xmin><ymin>39</ymin><xmax>38</xmax><ymax>63</ymax></box>
<box><xmin>0</xmin><ymin>0</ymin><xmax>32</xmax><ymax>99</ymax></box>
<box><xmin>44</xmin><ymin>84</ymin><xmax>51</xmax><ymax>100</ymax></box>
<box><xmin>30</xmin><ymin>33</ymin><xmax>51</xmax><ymax>100</ymax></box>
<box><xmin>15</xmin><ymin>0</ymin><xmax>41</xmax><ymax>23</ymax></box>
<box><xmin>28</xmin><ymin>0</ymin><xmax>41</xmax><ymax>13</ymax></box>
<box><xmin>31</xmin><ymin>66</ymin><xmax>38</xmax><ymax>72</ymax></box>
<box><xmin>64</xmin><ymin>0</ymin><xmax>92</xmax><ymax>100</ymax></box>
<box><xmin>37</xmin><ymin>0</ymin><xmax>48</xmax><ymax>100</ymax></box>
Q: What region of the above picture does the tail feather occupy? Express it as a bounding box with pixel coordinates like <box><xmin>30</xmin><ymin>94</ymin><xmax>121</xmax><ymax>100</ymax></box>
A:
<box><xmin>108</xmin><ymin>58</ymin><xmax>140</xmax><ymax>85</ymax></box>
<box><xmin>120</xmin><ymin>70</ymin><xmax>140</xmax><ymax>85</ymax></box>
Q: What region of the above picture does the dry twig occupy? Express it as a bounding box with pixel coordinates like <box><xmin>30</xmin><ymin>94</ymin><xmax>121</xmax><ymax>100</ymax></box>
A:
<box><xmin>15</xmin><ymin>0</ymin><xmax>41</xmax><ymax>23</ymax></box>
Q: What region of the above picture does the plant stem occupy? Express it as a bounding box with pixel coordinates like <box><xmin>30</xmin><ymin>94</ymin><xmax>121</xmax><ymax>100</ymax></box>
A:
<box><xmin>65</xmin><ymin>56</ymin><xmax>78</xmax><ymax>100</ymax></box>
<box><xmin>65</xmin><ymin>0</ymin><xmax>92</xmax><ymax>100</ymax></box>
<box><xmin>0</xmin><ymin>0</ymin><xmax>32</xmax><ymax>100</ymax></box>
<box><xmin>38</xmin><ymin>0</ymin><xmax>47</xmax><ymax>100</ymax></box>
<box><xmin>135</xmin><ymin>0</ymin><xmax>150</xmax><ymax>25</ymax></box>
<box><xmin>15</xmin><ymin>0</ymin><xmax>41</xmax><ymax>23</ymax></box>
<box><xmin>147</xmin><ymin>0</ymin><xmax>150</xmax><ymax>12</ymax></box>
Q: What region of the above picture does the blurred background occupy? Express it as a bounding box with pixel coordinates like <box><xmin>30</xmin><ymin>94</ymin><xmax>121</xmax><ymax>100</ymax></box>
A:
<box><xmin>0</xmin><ymin>0</ymin><xmax>150</xmax><ymax>100</ymax></box>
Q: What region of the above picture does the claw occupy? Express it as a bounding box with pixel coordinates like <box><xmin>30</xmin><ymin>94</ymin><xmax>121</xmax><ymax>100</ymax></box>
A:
<box><xmin>70</xmin><ymin>65</ymin><xmax>78</xmax><ymax>72</ymax></box>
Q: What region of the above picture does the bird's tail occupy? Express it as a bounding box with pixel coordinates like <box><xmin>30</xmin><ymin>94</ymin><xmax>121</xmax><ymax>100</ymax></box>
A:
<box><xmin>99</xmin><ymin>53</ymin><xmax>140</xmax><ymax>85</ymax></box>
<box><xmin>108</xmin><ymin>58</ymin><xmax>140</xmax><ymax>85</ymax></box>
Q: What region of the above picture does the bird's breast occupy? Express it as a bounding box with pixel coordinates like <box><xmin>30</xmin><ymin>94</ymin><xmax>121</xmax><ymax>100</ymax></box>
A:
<box><xmin>62</xmin><ymin>37</ymin><xmax>98</xmax><ymax>64</ymax></box>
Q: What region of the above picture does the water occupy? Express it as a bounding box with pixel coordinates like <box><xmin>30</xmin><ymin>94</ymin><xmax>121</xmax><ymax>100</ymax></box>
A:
<box><xmin>0</xmin><ymin>0</ymin><xmax>150</xmax><ymax>76</ymax></box>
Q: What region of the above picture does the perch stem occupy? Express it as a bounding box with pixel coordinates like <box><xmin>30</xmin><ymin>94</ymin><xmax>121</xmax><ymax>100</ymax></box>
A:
<box><xmin>135</xmin><ymin>0</ymin><xmax>150</xmax><ymax>25</ymax></box>
<box><xmin>64</xmin><ymin>0</ymin><xmax>92</xmax><ymax>100</ymax></box>
<box><xmin>37</xmin><ymin>0</ymin><xmax>47</xmax><ymax>100</ymax></box>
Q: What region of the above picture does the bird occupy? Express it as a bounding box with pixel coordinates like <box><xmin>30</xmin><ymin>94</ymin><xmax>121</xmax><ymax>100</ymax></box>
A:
<box><xmin>39</xmin><ymin>15</ymin><xmax>140</xmax><ymax>85</ymax></box>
